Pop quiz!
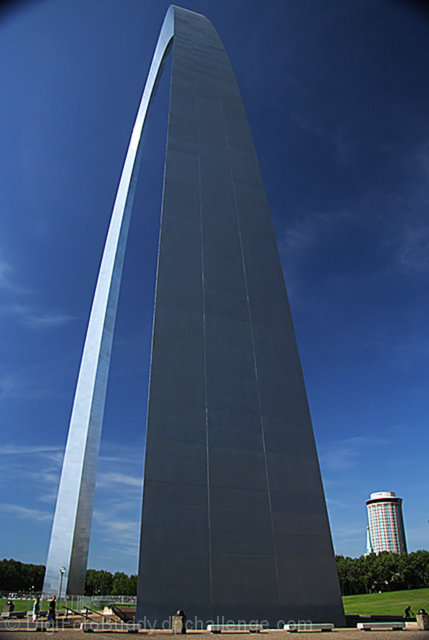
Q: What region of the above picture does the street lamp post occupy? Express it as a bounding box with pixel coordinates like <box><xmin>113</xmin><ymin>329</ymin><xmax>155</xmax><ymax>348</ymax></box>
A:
<box><xmin>58</xmin><ymin>567</ymin><xmax>66</xmax><ymax>615</ymax></box>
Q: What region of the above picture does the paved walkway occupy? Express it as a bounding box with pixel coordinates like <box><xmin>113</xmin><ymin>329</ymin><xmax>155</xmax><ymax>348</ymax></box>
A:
<box><xmin>1</xmin><ymin>630</ymin><xmax>429</xmax><ymax>640</ymax></box>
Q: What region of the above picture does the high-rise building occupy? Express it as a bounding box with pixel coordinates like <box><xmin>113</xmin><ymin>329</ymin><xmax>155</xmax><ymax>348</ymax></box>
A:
<box><xmin>366</xmin><ymin>491</ymin><xmax>407</xmax><ymax>554</ymax></box>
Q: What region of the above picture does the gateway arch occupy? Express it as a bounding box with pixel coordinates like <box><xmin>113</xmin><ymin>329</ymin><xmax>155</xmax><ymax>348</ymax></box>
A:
<box><xmin>43</xmin><ymin>5</ymin><xmax>345</xmax><ymax>627</ymax></box>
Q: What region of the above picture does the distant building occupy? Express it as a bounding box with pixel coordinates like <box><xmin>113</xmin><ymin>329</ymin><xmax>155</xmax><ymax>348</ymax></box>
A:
<box><xmin>366</xmin><ymin>491</ymin><xmax>407</xmax><ymax>554</ymax></box>
<box><xmin>365</xmin><ymin>524</ymin><xmax>374</xmax><ymax>555</ymax></box>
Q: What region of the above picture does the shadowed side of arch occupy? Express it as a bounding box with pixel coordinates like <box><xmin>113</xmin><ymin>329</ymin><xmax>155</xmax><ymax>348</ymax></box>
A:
<box><xmin>137</xmin><ymin>5</ymin><xmax>344</xmax><ymax>628</ymax></box>
<box><xmin>43</xmin><ymin>6</ymin><xmax>176</xmax><ymax>596</ymax></box>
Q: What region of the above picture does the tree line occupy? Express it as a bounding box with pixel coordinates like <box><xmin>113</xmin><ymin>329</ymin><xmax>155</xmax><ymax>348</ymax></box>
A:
<box><xmin>0</xmin><ymin>560</ymin><xmax>138</xmax><ymax>596</ymax></box>
<box><xmin>336</xmin><ymin>550</ymin><xmax>429</xmax><ymax>595</ymax></box>
<box><xmin>0</xmin><ymin>559</ymin><xmax>45</xmax><ymax>593</ymax></box>
<box><xmin>1</xmin><ymin>552</ymin><xmax>428</xmax><ymax>596</ymax></box>
<box><xmin>85</xmin><ymin>570</ymin><xmax>137</xmax><ymax>595</ymax></box>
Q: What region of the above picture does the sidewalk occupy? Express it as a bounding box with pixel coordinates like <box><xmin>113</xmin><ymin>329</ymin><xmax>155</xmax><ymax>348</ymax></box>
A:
<box><xmin>1</xmin><ymin>629</ymin><xmax>429</xmax><ymax>640</ymax></box>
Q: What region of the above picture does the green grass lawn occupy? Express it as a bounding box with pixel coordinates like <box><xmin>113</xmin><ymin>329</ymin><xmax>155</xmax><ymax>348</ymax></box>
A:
<box><xmin>2</xmin><ymin>589</ymin><xmax>428</xmax><ymax>618</ymax></box>
<box><xmin>0</xmin><ymin>598</ymin><xmax>83</xmax><ymax>613</ymax></box>
<box><xmin>0</xmin><ymin>598</ymin><xmax>34</xmax><ymax>613</ymax></box>
<box><xmin>343</xmin><ymin>588</ymin><xmax>429</xmax><ymax>616</ymax></box>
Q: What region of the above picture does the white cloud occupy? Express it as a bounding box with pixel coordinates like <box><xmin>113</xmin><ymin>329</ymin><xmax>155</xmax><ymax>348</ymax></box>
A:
<box><xmin>320</xmin><ymin>435</ymin><xmax>388</xmax><ymax>472</ymax></box>
<box><xmin>0</xmin><ymin>254</ymin><xmax>12</xmax><ymax>288</ymax></box>
<box><xmin>26</xmin><ymin>313</ymin><xmax>76</xmax><ymax>327</ymax></box>
<box><xmin>0</xmin><ymin>253</ymin><xmax>32</xmax><ymax>295</ymax></box>
<box><xmin>412</xmin><ymin>138</ymin><xmax>429</xmax><ymax>181</ymax></box>
<box><xmin>0</xmin><ymin>302</ymin><xmax>76</xmax><ymax>328</ymax></box>
<box><xmin>332</xmin><ymin>523</ymin><xmax>365</xmax><ymax>547</ymax></box>
<box><xmin>89</xmin><ymin>458</ymin><xmax>143</xmax><ymax>564</ymax></box>
<box><xmin>281</xmin><ymin>210</ymin><xmax>348</xmax><ymax>253</ymax></box>
<box><xmin>0</xmin><ymin>253</ymin><xmax>75</xmax><ymax>328</ymax></box>
<box><xmin>397</xmin><ymin>226</ymin><xmax>429</xmax><ymax>273</ymax></box>
<box><xmin>278</xmin><ymin>208</ymin><xmax>361</xmax><ymax>283</ymax></box>
<box><xmin>92</xmin><ymin>509</ymin><xmax>140</xmax><ymax>555</ymax></box>
<box><xmin>98</xmin><ymin>442</ymin><xmax>143</xmax><ymax>462</ymax></box>
<box><xmin>326</xmin><ymin>498</ymin><xmax>353</xmax><ymax>510</ymax></box>
<box><xmin>96</xmin><ymin>471</ymin><xmax>142</xmax><ymax>490</ymax></box>
<box><xmin>0</xmin><ymin>443</ymin><xmax>63</xmax><ymax>506</ymax></box>
<box><xmin>0</xmin><ymin>371</ymin><xmax>50</xmax><ymax>399</ymax></box>
<box><xmin>0</xmin><ymin>503</ymin><xmax>52</xmax><ymax>522</ymax></box>
<box><xmin>2</xmin><ymin>443</ymin><xmax>63</xmax><ymax>456</ymax></box>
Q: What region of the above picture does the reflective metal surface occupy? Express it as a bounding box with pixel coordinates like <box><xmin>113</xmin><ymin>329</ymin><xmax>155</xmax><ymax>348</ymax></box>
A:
<box><xmin>43</xmin><ymin>7</ymin><xmax>175</xmax><ymax>596</ymax></box>
<box><xmin>138</xmin><ymin>5</ymin><xmax>345</xmax><ymax>628</ymax></box>
<box><xmin>44</xmin><ymin>4</ymin><xmax>344</xmax><ymax>627</ymax></box>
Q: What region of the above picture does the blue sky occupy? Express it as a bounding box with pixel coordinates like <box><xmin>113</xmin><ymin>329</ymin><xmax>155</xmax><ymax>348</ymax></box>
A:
<box><xmin>1</xmin><ymin>0</ymin><xmax>428</xmax><ymax>576</ymax></box>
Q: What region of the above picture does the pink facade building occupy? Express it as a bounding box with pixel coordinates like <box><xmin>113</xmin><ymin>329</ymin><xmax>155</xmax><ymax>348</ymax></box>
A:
<box><xmin>366</xmin><ymin>491</ymin><xmax>407</xmax><ymax>554</ymax></box>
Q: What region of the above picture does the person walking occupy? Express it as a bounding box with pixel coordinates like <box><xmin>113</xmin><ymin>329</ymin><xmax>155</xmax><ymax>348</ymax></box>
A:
<box><xmin>32</xmin><ymin>596</ymin><xmax>40</xmax><ymax>622</ymax></box>
<box><xmin>404</xmin><ymin>605</ymin><xmax>415</xmax><ymax>619</ymax></box>
<box><xmin>47</xmin><ymin>596</ymin><xmax>56</xmax><ymax>626</ymax></box>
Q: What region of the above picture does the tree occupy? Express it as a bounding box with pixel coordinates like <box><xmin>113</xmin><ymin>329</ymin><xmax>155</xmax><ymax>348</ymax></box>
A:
<box><xmin>0</xmin><ymin>559</ymin><xmax>45</xmax><ymax>592</ymax></box>
<box><xmin>85</xmin><ymin>569</ymin><xmax>113</xmax><ymax>595</ymax></box>
<box><xmin>112</xmin><ymin>572</ymin><xmax>132</xmax><ymax>596</ymax></box>
<box><xmin>129</xmin><ymin>575</ymin><xmax>137</xmax><ymax>596</ymax></box>
<box><xmin>336</xmin><ymin>551</ymin><xmax>429</xmax><ymax>596</ymax></box>
<box><xmin>399</xmin><ymin>551</ymin><xmax>429</xmax><ymax>589</ymax></box>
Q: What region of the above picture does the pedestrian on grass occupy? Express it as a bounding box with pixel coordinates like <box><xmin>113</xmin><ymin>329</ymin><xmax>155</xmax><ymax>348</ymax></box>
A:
<box><xmin>404</xmin><ymin>605</ymin><xmax>414</xmax><ymax>619</ymax></box>
<box><xmin>32</xmin><ymin>596</ymin><xmax>40</xmax><ymax>622</ymax></box>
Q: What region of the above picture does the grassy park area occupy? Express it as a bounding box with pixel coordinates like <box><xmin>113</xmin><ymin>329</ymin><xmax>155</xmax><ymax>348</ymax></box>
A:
<box><xmin>342</xmin><ymin>587</ymin><xmax>429</xmax><ymax>616</ymax></box>
<box><xmin>0</xmin><ymin>599</ymin><xmax>37</xmax><ymax>613</ymax></box>
<box><xmin>2</xmin><ymin>588</ymin><xmax>429</xmax><ymax>619</ymax></box>
<box><xmin>0</xmin><ymin>598</ymin><xmax>82</xmax><ymax>613</ymax></box>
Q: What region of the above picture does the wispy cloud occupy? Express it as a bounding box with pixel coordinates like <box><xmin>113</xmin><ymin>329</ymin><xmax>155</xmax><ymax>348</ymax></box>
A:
<box><xmin>320</xmin><ymin>435</ymin><xmax>388</xmax><ymax>472</ymax></box>
<box><xmin>2</xmin><ymin>444</ymin><xmax>63</xmax><ymax>456</ymax></box>
<box><xmin>92</xmin><ymin>508</ymin><xmax>140</xmax><ymax>555</ymax></box>
<box><xmin>0</xmin><ymin>370</ymin><xmax>51</xmax><ymax>399</ymax></box>
<box><xmin>27</xmin><ymin>313</ymin><xmax>76</xmax><ymax>328</ymax></box>
<box><xmin>281</xmin><ymin>209</ymin><xmax>356</xmax><ymax>254</ymax></box>
<box><xmin>0</xmin><ymin>443</ymin><xmax>62</xmax><ymax>503</ymax></box>
<box><xmin>291</xmin><ymin>111</ymin><xmax>359</xmax><ymax>167</ymax></box>
<box><xmin>0</xmin><ymin>253</ymin><xmax>32</xmax><ymax>295</ymax></box>
<box><xmin>0</xmin><ymin>503</ymin><xmax>52</xmax><ymax>522</ymax></box>
<box><xmin>32</xmin><ymin>474</ymin><xmax>62</xmax><ymax>504</ymax></box>
<box><xmin>332</xmin><ymin>523</ymin><xmax>365</xmax><ymax>546</ymax></box>
<box><xmin>326</xmin><ymin>498</ymin><xmax>353</xmax><ymax>510</ymax></box>
<box><xmin>99</xmin><ymin>443</ymin><xmax>144</xmax><ymax>465</ymax></box>
<box><xmin>0</xmin><ymin>254</ymin><xmax>13</xmax><ymax>288</ymax></box>
<box><xmin>389</xmin><ymin>423</ymin><xmax>420</xmax><ymax>435</ymax></box>
<box><xmin>0</xmin><ymin>302</ymin><xmax>76</xmax><ymax>328</ymax></box>
<box><xmin>0</xmin><ymin>252</ymin><xmax>76</xmax><ymax>328</ymax></box>
<box><xmin>96</xmin><ymin>471</ymin><xmax>142</xmax><ymax>489</ymax></box>
<box><xmin>411</xmin><ymin>138</ymin><xmax>429</xmax><ymax>181</ymax></box>
<box><xmin>397</xmin><ymin>226</ymin><xmax>429</xmax><ymax>273</ymax></box>
<box><xmin>90</xmin><ymin>452</ymin><xmax>143</xmax><ymax>562</ymax></box>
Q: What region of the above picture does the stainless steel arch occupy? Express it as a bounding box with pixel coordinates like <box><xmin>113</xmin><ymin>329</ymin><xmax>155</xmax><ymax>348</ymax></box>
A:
<box><xmin>43</xmin><ymin>6</ymin><xmax>175</xmax><ymax>596</ymax></box>
<box><xmin>44</xmin><ymin>5</ymin><xmax>344</xmax><ymax>628</ymax></box>
<box><xmin>137</xmin><ymin>5</ymin><xmax>344</xmax><ymax>628</ymax></box>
